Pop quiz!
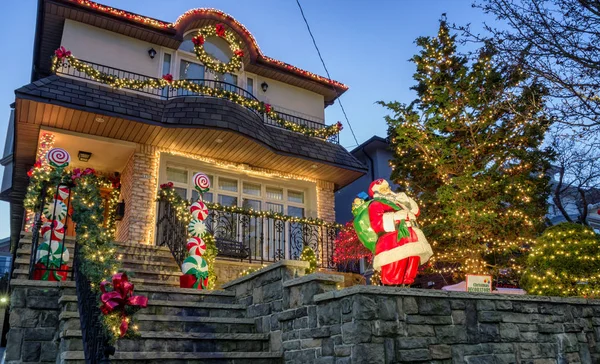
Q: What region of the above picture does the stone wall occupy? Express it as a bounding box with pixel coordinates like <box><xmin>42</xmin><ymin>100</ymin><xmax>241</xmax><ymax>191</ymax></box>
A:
<box><xmin>5</xmin><ymin>283</ymin><xmax>62</xmax><ymax>363</ymax></box>
<box><xmin>214</xmin><ymin>260</ymin><xmax>265</xmax><ymax>287</ymax></box>
<box><xmin>116</xmin><ymin>144</ymin><xmax>158</xmax><ymax>244</ymax></box>
<box><xmin>223</xmin><ymin>263</ymin><xmax>600</xmax><ymax>364</ymax></box>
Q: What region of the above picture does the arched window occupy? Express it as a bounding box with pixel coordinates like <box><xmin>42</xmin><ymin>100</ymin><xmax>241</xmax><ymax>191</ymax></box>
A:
<box><xmin>180</xmin><ymin>32</ymin><xmax>233</xmax><ymax>63</ymax></box>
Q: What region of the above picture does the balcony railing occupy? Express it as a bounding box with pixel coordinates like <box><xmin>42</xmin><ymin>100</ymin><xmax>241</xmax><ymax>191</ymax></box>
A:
<box><xmin>155</xmin><ymin>199</ymin><xmax>338</xmax><ymax>269</ymax></box>
<box><xmin>56</xmin><ymin>59</ymin><xmax>338</xmax><ymax>143</ymax></box>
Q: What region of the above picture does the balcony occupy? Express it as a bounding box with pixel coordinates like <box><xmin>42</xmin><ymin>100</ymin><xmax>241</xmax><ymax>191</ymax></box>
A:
<box><xmin>55</xmin><ymin>59</ymin><xmax>338</xmax><ymax>143</ymax></box>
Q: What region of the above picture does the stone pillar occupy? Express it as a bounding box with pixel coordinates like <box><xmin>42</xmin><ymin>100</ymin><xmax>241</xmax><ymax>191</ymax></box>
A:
<box><xmin>316</xmin><ymin>180</ymin><xmax>335</xmax><ymax>223</ymax></box>
<box><xmin>5</xmin><ymin>285</ymin><xmax>61</xmax><ymax>363</ymax></box>
<box><xmin>115</xmin><ymin>144</ymin><xmax>158</xmax><ymax>244</ymax></box>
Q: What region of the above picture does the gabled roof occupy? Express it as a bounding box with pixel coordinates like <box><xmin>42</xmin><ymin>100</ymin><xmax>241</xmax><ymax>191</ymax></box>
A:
<box><xmin>33</xmin><ymin>0</ymin><xmax>348</xmax><ymax>105</ymax></box>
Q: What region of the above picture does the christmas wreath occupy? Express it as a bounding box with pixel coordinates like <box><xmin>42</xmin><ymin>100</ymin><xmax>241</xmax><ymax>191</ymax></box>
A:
<box><xmin>191</xmin><ymin>23</ymin><xmax>244</xmax><ymax>74</ymax></box>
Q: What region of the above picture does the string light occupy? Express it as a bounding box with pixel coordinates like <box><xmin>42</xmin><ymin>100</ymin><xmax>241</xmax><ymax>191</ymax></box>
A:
<box><xmin>300</xmin><ymin>246</ymin><xmax>317</xmax><ymax>274</ymax></box>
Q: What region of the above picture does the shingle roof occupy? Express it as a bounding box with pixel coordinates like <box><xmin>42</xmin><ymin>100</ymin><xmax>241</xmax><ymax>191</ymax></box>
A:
<box><xmin>15</xmin><ymin>76</ymin><xmax>366</xmax><ymax>172</ymax></box>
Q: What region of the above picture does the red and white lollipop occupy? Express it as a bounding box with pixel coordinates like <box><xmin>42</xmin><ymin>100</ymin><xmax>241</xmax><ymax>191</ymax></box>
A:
<box><xmin>193</xmin><ymin>172</ymin><xmax>211</xmax><ymax>193</ymax></box>
<box><xmin>190</xmin><ymin>200</ymin><xmax>209</xmax><ymax>221</ymax></box>
<box><xmin>46</xmin><ymin>148</ymin><xmax>71</xmax><ymax>169</ymax></box>
<box><xmin>186</xmin><ymin>237</ymin><xmax>207</xmax><ymax>256</ymax></box>
<box><xmin>42</xmin><ymin>221</ymin><xmax>65</xmax><ymax>242</ymax></box>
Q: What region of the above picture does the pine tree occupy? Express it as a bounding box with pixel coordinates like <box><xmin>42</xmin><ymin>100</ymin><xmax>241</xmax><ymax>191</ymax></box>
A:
<box><xmin>381</xmin><ymin>18</ymin><xmax>553</xmax><ymax>280</ymax></box>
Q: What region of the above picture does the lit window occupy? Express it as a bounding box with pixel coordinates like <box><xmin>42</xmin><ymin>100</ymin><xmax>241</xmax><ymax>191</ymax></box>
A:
<box><xmin>288</xmin><ymin>190</ymin><xmax>304</xmax><ymax>204</ymax></box>
<box><xmin>266</xmin><ymin>187</ymin><xmax>283</xmax><ymax>200</ymax></box>
<box><xmin>166</xmin><ymin>167</ymin><xmax>188</xmax><ymax>184</ymax></box>
<box><xmin>243</xmin><ymin>182</ymin><xmax>261</xmax><ymax>196</ymax></box>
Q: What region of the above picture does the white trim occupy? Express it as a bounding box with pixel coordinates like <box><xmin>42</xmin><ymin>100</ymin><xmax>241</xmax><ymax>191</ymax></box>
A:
<box><xmin>373</xmin><ymin>228</ymin><xmax>433</xmax><ymax>270</ymax></box>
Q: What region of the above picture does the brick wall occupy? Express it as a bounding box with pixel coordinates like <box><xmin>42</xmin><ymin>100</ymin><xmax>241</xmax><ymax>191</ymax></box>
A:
<box><xmin>115</xmin><ymin>144</ymin><xmax>158</xmax><ymax>244</ymax></box>
<box><xmin>317</xmin><ymin>180</ymin><xmax>335</xmax><ymax>223</ymax></box>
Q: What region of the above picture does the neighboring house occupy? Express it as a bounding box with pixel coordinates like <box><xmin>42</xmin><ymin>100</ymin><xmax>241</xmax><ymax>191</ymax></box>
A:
<box><xmin>335</xmin><ymin>135</ymin><xmax>396</xmax><ymax>224</ymax></box>
<box><xmin>1</xmin><ymin>0</ymin><xmax>366</xmax><ymax>281</ymax></box>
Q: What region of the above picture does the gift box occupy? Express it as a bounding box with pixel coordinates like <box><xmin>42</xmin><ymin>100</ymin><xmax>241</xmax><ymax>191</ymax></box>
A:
<box><xmin>32</xmin><ymin>263</ymin><xmax>69</xmax><ymax>281</ymax></box>
<box><xmin>180</xmin><ymin>273</ymin><xmax>208</xmax><ymax>289</ymax></box>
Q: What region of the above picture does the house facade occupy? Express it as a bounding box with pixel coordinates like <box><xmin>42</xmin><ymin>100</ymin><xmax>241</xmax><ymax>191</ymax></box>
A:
<box><xmin>2</xmin><ymin>0</ymin><xmax>366</xmax><ymax>283</ymax></box>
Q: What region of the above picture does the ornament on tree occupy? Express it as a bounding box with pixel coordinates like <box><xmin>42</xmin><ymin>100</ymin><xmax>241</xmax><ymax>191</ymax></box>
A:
<box><xmin>193</xmin><ymin>172</ymin><xmax>211</xmax><ymax>193</ymax></box>
<box><xmin>187</xmin><ymin>218</ymin><xmax>207</xmax><ymax>238</ymax></box>
<box><xmin>43</xmin><ymin>199</ymin><xmax>68</xmax><ymax>221</ymax></box>
<box><xmin>180</xmin><ymin>255</ymin><xmax>209</xmax><ymax>289</ymax></box>
<box><xmin>351</xmin><ymin>179</ymin><xmax>433</xmax><ymax>286</ymax></box>
<box><xmin>190</xmin><ymin>200</ymin><xmax>209</xmax><ymax>221</ymax></box>
<box><xmin>186</xmin><ymin>237</ymin><xmax>207</xmax><ymax>256</ymax></box>
<box><xmin>46</xmin><ymin>148</ymin><xmax>71</xmax><ymax>169</ymax></box>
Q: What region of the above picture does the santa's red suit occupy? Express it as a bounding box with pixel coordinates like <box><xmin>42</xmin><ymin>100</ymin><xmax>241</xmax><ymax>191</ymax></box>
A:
<box><xmin>367</xmin><ymin>179</ymin><xmax>432</xmax><ymax>285</ymax></box>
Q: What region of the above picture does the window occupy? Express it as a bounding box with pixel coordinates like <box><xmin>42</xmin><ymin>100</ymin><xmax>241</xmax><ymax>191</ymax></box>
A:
<box><xmin>246</xmin><ymin>77</ymin><xmax>254</xmax><ymax>95</ymax></box>
<box><xmin>180</xmin><ymin>60</ymin><xmax>205</xmax><ymax>80</ymax></box>
<box><xmin>163</xmin><ymin>164</ymin><xmax>307</xmax><ymax>215</ymax></box>
<box><xmin>180</xmin><ymin>33</ymin><xmax>233</xmax><ymax>63</ymax></box>
<box><xmin>162</xmin><ymin>53</ymin><xmax>172</xmax><ymax>97</ymax></box>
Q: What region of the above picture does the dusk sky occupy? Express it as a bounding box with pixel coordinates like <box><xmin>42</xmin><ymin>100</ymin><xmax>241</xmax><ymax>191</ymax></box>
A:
<box><xmin>0</xmin><ymin>1</ymin><xmax>497</xmax><ymax>238</ymax></box>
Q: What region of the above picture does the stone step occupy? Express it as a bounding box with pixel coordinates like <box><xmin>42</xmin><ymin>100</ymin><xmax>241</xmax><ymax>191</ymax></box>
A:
<box><xmin>18</xmin><ymin>241</ymin><xmax>173</xmax><ymax>258</ymax></box>
<box><xmin>15</xmin><ymin>256</ymin><xmax>180</xmax><ymax>273</ymax></box>
<box><xmin>59</xmin><ymin>295</ymin><xmax>246</xmax><ymax>317</ymax></box>
<box><xmin>60</xmin><ymin>331</ymin><xmax>269</xmax><ymax>353</ymax></box>
<box><xmin>59</xmin><ymin>312</ymin><xmax>256</xmax><ymax>334</ymax></box>
<box><xmin>12</xmin><ymin>268</ymin><xmax>180</xmax><ymax>286</ymax></box>
<box><xmin>61</xmin><ymin>350</ymin><xmax>282</xmax><ymax>363</ymax></box>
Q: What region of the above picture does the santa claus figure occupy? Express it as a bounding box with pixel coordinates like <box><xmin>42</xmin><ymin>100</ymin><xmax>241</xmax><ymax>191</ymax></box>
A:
<box><xmin>365</xmin><ymin>179</ymin><xmax>432</xmax><ymax>285</ymax></box>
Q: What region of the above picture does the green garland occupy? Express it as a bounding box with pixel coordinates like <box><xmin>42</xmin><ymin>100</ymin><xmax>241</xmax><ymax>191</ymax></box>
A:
<box><xmin>300</xmin><ymin>246</ymin><xmax>317</xmax><ymax>274</ymax></box>
<box><xmin>24</xmin><ymin>167</ymin><xmax>139</xmax><ymax>342</ymax></box>
<box><xmin>158</xmin><ymin>184</ymin><xmax>341</xmax><ymax>229</ymax></box>
<box><xmin>51</xmin><ymin>52</ymin><xmax>342</xmax><ymax>139</ymax></box>
<box><xmin>156</xmin><ymin>186</ymin><xmax>218</xmax><ymax>289</ymax></box>
<box><xmin>192</xmin><ymin>24</ymin><xmax>243</xmax><ymax>74</ymax></box>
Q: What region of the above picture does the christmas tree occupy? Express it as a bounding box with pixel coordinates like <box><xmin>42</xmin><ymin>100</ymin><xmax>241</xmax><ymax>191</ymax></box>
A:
<box><xmin>381</xmin><ymin>18</ymin><xmax>553</xmax><ymax>280</ymax></box>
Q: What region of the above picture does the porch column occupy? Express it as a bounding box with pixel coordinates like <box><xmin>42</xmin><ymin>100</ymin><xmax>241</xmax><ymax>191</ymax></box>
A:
<box><xmin>316</xmin><ymin>180</ymin><xmax>335</xmax><ymax>222</ymax></box>
<box><xmin>116</xmin><ymin>144</ymin><xmax>158</xmax><ymax>244</ymax></box>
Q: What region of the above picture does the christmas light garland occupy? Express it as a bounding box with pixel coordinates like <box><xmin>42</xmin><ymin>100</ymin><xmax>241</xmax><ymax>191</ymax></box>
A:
<box><xmin>192</xmin><ymin>24</ymin><xmax>243</xmax><ymax>74</ymax></box>
<box><xmin>51</xmin><ymin>50</ymin><xmax>342</xmax><ymax>139</ymax></box>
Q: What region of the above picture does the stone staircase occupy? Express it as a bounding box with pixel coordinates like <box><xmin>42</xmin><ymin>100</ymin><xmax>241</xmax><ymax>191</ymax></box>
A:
<box><xmin>11</xmin><ymin>234</ymin><xmax>283</xmax><ymax>363</ymax></box>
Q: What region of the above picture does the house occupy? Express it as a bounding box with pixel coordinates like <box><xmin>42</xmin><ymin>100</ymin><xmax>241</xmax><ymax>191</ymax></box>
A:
<box><xmin>1</xmin><ymin>1</ymin><xmax>366</xmax><ymax>362</ymax></box>
<box><xmin>335</xmin><ymin>135</ymin><xmax>395</xmax><ymax>224</ymax></box>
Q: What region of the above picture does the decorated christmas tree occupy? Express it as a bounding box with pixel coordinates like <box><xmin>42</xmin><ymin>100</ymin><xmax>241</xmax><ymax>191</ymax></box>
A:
<box><xmin>381</xmin><ymin>18</ymin><xmax>553</xmax><ymax>280</ymax></box>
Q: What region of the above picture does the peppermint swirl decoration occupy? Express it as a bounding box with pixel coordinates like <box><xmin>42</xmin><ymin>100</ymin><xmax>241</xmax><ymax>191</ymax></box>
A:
<box><xmin>46</xmin><ymin>148</ymin><xmax>71</xmax><ymax>168</ymax></box>
<box><xmin>193</xmin><ymin>172</ymin><xmax>211</xmax><ymax>192</ymax></box>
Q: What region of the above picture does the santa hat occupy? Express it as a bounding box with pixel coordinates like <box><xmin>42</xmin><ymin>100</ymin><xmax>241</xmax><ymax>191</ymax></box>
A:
<box><xmin>368</xmin><ymin>179</ymin><xmax>389</xmax><ymax>198</ymax></box>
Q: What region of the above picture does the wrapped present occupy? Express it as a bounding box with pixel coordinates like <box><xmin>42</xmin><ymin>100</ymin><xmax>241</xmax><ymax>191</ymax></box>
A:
<box><xmin>180</xmin><ymin>273</ymin><xmax>209</xmax><ymax>290</ymax></box>
<box><xmin>32</xmin><ymin>263</ymin><xmax>69</xmax><ymax>281</ymax></box>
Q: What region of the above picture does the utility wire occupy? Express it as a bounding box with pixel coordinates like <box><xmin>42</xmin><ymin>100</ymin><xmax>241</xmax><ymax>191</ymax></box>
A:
<box><xmin>294</xmin><ymin>0</ymin><xmax>359</xmax><ymax>146</ymax></box>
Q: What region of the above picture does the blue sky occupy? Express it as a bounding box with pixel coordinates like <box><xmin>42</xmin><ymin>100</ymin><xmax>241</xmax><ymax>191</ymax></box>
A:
<box><xmin>0</xmin><ymin>0</ymin><xmax>496</xmax><ymax>238</ymax></box>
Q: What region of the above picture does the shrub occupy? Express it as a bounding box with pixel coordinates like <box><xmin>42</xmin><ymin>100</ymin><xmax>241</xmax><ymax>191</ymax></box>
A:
<box><xmin>521</xmin><ymin>223</ymin><xmax>600</xmax><ymax>297</ymax></box>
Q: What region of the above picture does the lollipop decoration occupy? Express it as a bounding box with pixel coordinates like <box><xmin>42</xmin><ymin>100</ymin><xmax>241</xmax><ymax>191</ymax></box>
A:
<box><xmin>190</xmin><ymin>200</ymin><xmax>209</xmax><ymax>221</ymax></box>
<box><xmin>181</xmin><ymin>171</ymin><xmax>213</xmax><ymax>289</ymax></box>
<box><xmin>33</xmin><ymin>149</ymin><xmax>71</xmax><ymax>281</ymax></box>
<box><xmin>186</xmin><ymin>237</ymin><xmax>207</xmax><ymax>256</ymax></box>
<box><xmin>46</xmin><ymin>148</ymin><xmax>71</xmax><ymax>169</ymax></box>
<box><xmin>193</xmin><ymin>172</ymin><xmax>211</xmax><ymax>194</ymax></box>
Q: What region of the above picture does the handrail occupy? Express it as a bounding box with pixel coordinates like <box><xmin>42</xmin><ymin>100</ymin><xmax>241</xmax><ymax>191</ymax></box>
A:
<box><xmin>155</xmin><ymin>196</ymin><xmax>338</xmax><ymax>269</ymax></box>
<box><xmin>55</xmin><ymin>59</ymin><xmax>339</xmax><ymax>143</ymax></box>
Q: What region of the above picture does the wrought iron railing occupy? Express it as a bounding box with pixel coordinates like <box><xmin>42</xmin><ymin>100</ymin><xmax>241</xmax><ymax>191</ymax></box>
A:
<box><xmin>266</xmin><ymin>111</ymin><xmax>339</xmax><ymax>144</ymax></box>
<box><xmin>55</xmin><ymin>59</ymin><xmax>339</xmax><ymax>144</ymax></box>
<box><xmin>156</xmin><ymin>199</ymin><xmax>338</xmax><ymax>269</ymax></box>
<box><xmin>74</xmin><ymin>249</ymin><xmax>115</xmax><ymax>364</ymax></box>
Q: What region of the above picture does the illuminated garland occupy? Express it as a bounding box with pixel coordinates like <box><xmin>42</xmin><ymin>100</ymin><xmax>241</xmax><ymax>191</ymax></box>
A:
<box><xmin>24</xmin><ymin>160</ymin><xmax>132</xmax><ymax>341</ymax></box>
<box><xmin>192</xmin><ymin>24</ymin><xmax>243</xmax><ymax>74</ymax></box>
<box><xmin>51</xmin><ymin>50</ymin><xmax>342</xmax><ymax>139</ymax></box>
<box><xmin>24</xmin><ymin>133</ymin><xmax>56</xmax><ymax>231</ymax></box>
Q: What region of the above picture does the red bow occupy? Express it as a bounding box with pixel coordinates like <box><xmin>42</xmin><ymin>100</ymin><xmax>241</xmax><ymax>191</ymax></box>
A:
<box><xmin>215</xmin><ymin>24</ymin><xmax>226</xmax><ymax>37</ymax></box>
<box><xmin>54</xmin><ymin>46</ymin><xmax>71</xmax><ymax>59</ymax></box>
<box><xmin>100</xmin><ymin>272</ymin><xmax>148</xmax><ymax>337</ymax></box>
<box><xmin>336</xmin><ymin>121</ymin><xmax>343</xmax><ymax>131</ymax></box>
<box><xmin>34</xmin><ymin>160</ymin><xmax>42</xmax><ymax>168</ymax></box>
<box><xmin>27</xmin><ymin>169</ymin><xmax>34</xmax><ymax>178</ymax></box>
<box><xmin>71</xmin><ymin>167</ymin><xmax>95</xmax><ymax>182</ymax></box>
<box><xmin>160</xmin><ymin>182</ymin><xmax>174</xmax><ymax>189</ymax></box>
<box><xmin>192</xmin><ymin>35</ymin><xmax>204</xmax><ymax>46</ymax></box>
<box><xmin>162</xmin><ymin>74</ymin><xmax>173</xmax><ymax>83</ymax></box>
<box><xmin>234</xmin><ymin>49</ymin><xmax>244</xmax><ymax>58</ymax></box>
<box><xmin>265</xmin><ymin>104</ymin><xmax>272</xmax><ymax>113</ymax></box>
